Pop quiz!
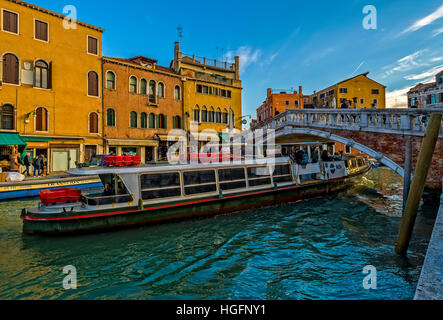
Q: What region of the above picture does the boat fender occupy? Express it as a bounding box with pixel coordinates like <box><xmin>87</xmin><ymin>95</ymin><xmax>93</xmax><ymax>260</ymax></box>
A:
<box><xmin>138</xmin><ymin>199</ymin><xmax>144</xmax><ymax>211</ymax></box>
<box><xmin>219</xmin><ymin>189</ymin><xmax>224</xmax><ymax>200</ymax></box>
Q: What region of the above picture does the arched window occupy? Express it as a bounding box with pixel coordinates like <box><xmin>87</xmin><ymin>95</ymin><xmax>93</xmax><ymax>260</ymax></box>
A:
<box><xmin>35</xmin><ymin>107</ymin><xmax>48</xmax><ymax>132</ymax></box>
<box><xmin>130</xmin><ymin>111</ymin><xmax>138</xmax><ymax>128</ymax></box>
<box><xmin>149</xmin><ymin>80</ymin><xmax>156</xmax><ymax>103</ymax></box>
<box><xmin>208</xmin><ymin>107</ymin><xmax>215</xmax><ymax>123</ymax></box>
<box><xmin>88</xmin><ymin>71</ymin><xmax>99</xmax><ymax>97</ymax></box>
<box><xmin>129</xmin><ymin>76</ymin><xmax>137</xmax><ymax>93</ymax></box>
<box><xmin>159</xmin><ymin>114</ymin><xmax>167</xmax><ymax>129</ymax></box>
<box><xmin>216</xmin><ymin>108</ymin><xmax>222</xmax><ymax>123</ymax></box>
<box><xmin>0</xmin><ymin>104</ymin><xmax>14</xmax><ymax>130</ymax></box>
<box><xmin>107</xmin><ymin>108</ymin><xmax>116</xmax><ymax>127</ymax></box>
<box><xmin>140</xmin><ymin>79</ymin><xmax>147</xmax><ymax>95</ymax></box>
<box><xmin>106</xmin><ymin>71</ymin><xmax>116</xmax><ymax>90</ymax></box>
<box><xmin>158</xmin><ymin>82</ymin><xmax>165</xmax><ymax>98</ymax></box>
<box><xmin>174</xmin><ymin>85</ymin><xmax>181</xmax><ymax>100</ymax></box>
<box><xmin>89</xmin><ymin>112</ymin><xmax>99</xmax><ymax>134</ymax></box>
<box><xmin>141</xmin><ymin>112</ymin><xmax>148</xmax><ymax>129</ymax></box>
<box><xmin>174</xmin><ymin>116</ymin><xmax>182</xmax><ymax>129</ymax></box>
<box><xmin>149</xmin><ymin>113</ymin><xmax>156</xmax><ymax>129</ymax></box>
<box><xmin>2</xmin><ymin>53</ymin><xmax>19</xmax><ymax>84</ymax></box>
<box><xmin>201</xmin><ymin>106</ymin><xmax>208</xmax><ymax>122</ymax></box>
<box><xmin>34</xmin><ymin>60</ymin><xmax>49</xmax><ymax>89</ymax></box>
<box><xmin>193</xmin><ymin>106</ymin><xmax>200</xmax><ymax>123</ymax></box>
<box><xmin>222</xmin><ymin>109</ymin><xmax>228</xmax><ymax>124</ymax></box>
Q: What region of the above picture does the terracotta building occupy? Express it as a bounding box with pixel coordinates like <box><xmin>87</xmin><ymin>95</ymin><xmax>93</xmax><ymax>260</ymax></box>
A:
<box><xmin>171</xmin><ymin>42</ymin><xmax>242</xmax><ymax>146</ymax></box>
<box><xmin>102</xmin><ymin>56</ymin><xmax>183</xmax><ymax>163</ymax></box>
<box><xmin>0</xmin><ymin>0</ymin><xmax>104</xmax><ymax>172</ymax></box>
<box><xmin>407</xmin><ymin>70</ymin><xmax>443</xmax><ymax>108</ymax></box>
<box><xmin>256</xmin><ymin>87</ymin><xmax>304</xmax><ymax>123</ymax></box>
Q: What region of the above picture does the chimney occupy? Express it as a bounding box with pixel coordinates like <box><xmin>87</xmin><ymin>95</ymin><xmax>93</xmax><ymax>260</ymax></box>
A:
<box><xmin>299</xmin><ymin>86</ymin><xmax>303</xmax><ymax>95</ymax></box>
<box><xmin>267</xmin><ymin>88</ymin><xmax>272</xmax><ymax>97</ymax></box>
<box><xmin>235</xmin><ymin>56</ymin><xmax>240</xmax><ymax>80</ymax></box>
<box><xmin>173</xmin><ymin>42</ymin><xmax>180</xmax><ymax>72</ymax></box>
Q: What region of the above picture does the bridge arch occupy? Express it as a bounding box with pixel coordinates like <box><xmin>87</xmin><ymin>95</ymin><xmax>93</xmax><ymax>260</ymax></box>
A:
<box><xmin>270</xmin><ymin>126</ymin><xmax>405</xmax><ymax>177</ymax></box>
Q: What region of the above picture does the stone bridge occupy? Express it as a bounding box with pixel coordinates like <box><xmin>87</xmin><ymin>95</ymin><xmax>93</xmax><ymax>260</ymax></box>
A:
<box><xmin>252</xmin><ymin>105</ymin><xmax>443</xmax><ymax>190</ymax></box>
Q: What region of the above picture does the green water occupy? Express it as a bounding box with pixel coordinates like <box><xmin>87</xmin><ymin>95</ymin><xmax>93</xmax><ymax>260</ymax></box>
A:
<box><xmin>0</xmin><ymin>168</ymin><xmax>437</xmax><ymax>300</ymax></box>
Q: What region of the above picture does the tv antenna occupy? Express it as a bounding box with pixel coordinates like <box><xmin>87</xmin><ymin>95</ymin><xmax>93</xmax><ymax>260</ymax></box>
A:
<box><xmin>177</xmin><ymin>25</ymin><xmax>183</xmax><ymax>46</ymax></box>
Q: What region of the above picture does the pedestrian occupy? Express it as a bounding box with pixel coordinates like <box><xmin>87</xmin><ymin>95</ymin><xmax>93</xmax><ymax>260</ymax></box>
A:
<box><xmin>321</xmin><ymin>150</ymin><xmax>331</xmax><ymax>162</ymax></box>
<box><xmin>34</xmin><ymin>154</ymin><xmax>43</xmax><ymax>177</ymax></box>
<box><xmin>22</xmin><ymin>153</ymin><xmax>31</xmax><ymax>176</ymax></box>
<box><xmin>340</xmin><ymin>100</ymin><xmax>348</xmax><ymax>109</ymax></box>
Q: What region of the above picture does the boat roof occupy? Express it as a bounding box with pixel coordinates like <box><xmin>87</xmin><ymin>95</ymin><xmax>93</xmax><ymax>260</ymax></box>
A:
<box><xmin>67</xmin><ymin>158</ymin><xmax>291</xmax><ymax>176</ymax></box>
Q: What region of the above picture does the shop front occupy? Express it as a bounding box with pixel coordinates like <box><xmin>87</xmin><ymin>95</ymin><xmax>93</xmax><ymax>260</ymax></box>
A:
<box><xmin>0</xmin><ymin>133</ymin><xmax>27</xmax><ymax>174</ymax></box>
<box><xmin>105</xmin><ymin>139</ymin><xmax>159</xmax><ymax>164</ymax></box>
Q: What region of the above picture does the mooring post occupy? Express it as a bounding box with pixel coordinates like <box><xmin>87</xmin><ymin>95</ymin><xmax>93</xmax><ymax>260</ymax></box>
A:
<box><xmin>403</xmin><ymin>135</ymin><xmax>412</xmax><ymax>213</ymax></box>
<box><xmin>395</xmin><ymin>113</ymin><xmax>442</xmax><ymax>255</ymax></box>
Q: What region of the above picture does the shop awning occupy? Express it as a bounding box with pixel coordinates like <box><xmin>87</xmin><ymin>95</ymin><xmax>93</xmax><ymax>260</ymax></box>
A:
<box><xmin>0</xmin><ymin>133</ymin><xmax>26</xmax><ymax>146</ymax></box>
<box><xmin>22</xmin><ymin>137</ymin><xmax>52</xmax><ymax>142</ymax></box>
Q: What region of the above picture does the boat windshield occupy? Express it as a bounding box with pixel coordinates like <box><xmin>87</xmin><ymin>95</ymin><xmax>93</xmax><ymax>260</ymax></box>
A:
<box><xmin>83</xmin><ymin>174</ymin><xmax>132</xmax><ymax>205</ymax></box>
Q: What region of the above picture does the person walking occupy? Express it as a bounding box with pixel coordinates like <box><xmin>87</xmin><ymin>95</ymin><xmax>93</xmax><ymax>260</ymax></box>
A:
<box><xmin>33</xmin><ymin>154</ymin><xmax>43</xmax><ymax>177</ymax></box>
<box><xmin>22</xmin><ymin>153</ymin><xmax>31</xmax><ymax>176</ymax></box>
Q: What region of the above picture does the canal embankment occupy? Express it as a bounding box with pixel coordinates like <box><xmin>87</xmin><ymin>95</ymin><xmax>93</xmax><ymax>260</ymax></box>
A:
<box><xmin>414</xmin><ymin>179</ymin><xmax>443</xmax><ymax>300</ymax></box>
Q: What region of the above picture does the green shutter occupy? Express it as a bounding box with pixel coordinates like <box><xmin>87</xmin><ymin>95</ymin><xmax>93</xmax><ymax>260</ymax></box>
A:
<box><xmin>173</xmin><ymin>116</ymin><xmax>176</xmax><ymax>129</ymax></box>
<box><xmin>156</xmin><ymin>114</ymin><xmax>160</xmax><ymax>129</ymax></box>
<box><xmin>181</xmin><ymin>117</ymin><xmax>184</xmax><ymax>129</ymax></box>
<box><xmin>164</xmin><ymin>115</ymin><xmax>167</xmax><ymax>129</ymax></box>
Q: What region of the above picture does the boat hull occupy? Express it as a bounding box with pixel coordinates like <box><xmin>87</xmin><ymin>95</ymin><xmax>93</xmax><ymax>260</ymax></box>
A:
<box><xmin>0</xmin><ymin>177</ymin><xmax>103</xmax><ymax>201</ymax></box>
<box><xmin>22</xmin><ymin>169</ymin><xmax>369</xmax><ymax>236</ymax></box>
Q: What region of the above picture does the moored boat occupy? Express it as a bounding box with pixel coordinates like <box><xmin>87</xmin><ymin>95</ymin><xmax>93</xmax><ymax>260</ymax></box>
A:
<box><xmin>0</xmin><ymin>175</ymin><xmax>103</xmax><ymax>201</ymax></box>
<box><xmin>21</xmin><ymin>155</ymin><xmax>371</xmax><ymax>235</ymax></box>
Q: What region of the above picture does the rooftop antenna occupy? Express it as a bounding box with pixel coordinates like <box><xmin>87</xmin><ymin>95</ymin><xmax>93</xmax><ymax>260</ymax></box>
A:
<box><xmin>216</xmin><ymin>46</ymin><xmax>219</xmax><ymax>61</ymax></box>
<box><xmin>177</xmin><ymin>25</ymin><xmax>183</xmax><ymax>47</ymax></box>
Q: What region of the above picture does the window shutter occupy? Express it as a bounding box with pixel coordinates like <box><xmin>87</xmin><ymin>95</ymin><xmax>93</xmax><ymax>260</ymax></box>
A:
<box><xmin>3</xmin><ymin>11</ymin><xmax>10</xmax><ymax>31</ymax></box>
<box><xmin>172</xmin><ymin>116</ymin><xmax>176</xmax><ymax>129</ymax></box>
<box><xmin>156</xmin><ymin>114</ymin><xmax>160</xmax><ymax>129</ymax></box>
<box><xmin>164</xmin><ymin>115</ymin><xmax>167</xmax><ymax>129</ymax></box>
<box><xmin>48</xmin><ymin>62</ymin><xmax>52</xmax><ymax>89</ymax></box>
<box><xmin>181</xmin><ymin>117</ymin><xmax>184</xmax><ymax>129</ymax></box>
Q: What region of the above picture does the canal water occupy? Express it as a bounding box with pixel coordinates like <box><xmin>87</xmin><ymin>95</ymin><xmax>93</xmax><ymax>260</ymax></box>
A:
<box><xmin>0</xmin><ymin>168</ymin><xmax>437</xmax><ymax>300</ymax></box>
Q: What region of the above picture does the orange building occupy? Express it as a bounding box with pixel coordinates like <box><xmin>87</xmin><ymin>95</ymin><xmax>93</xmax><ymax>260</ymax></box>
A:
<box><xmin>103</xmin><ymin>56</ymin><xmax>183</xmax><ymax>163</ymax></box>
<box><xmin>256</xmin><ymin>87</ymin><xmax>304</xmax><ymax>123</ymax></box>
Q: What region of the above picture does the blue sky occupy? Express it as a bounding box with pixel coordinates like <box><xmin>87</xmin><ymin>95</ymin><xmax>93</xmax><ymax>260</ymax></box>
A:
<box><xmin>31</xmin><ymin>0</ymin><xmax>443</xmax><ymax>117</ymax></box>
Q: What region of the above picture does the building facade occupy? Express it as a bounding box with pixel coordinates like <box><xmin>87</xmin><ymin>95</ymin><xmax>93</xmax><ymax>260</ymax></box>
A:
<box><xmin>0</xmin><ymin>0</ymin><xmax>104</xmax><ymax>172</ymax></box>
<box><xmin>407</xmin><ymin>70</ymin><xmax>443</xmax><ymax>108</ymax></box>
<box><xmin>103</xmin><ymin>56</ymin><xmax>184</xmax><ymax>163</ymax></box>
<box><xmin>171</xmin><ymin>42</ymin><xmax>242</xmax><ymax>146</ymax></box>
<box><xmin>256</xmin><ymin>87</ymin><xmax>304</xmax><ymax>123</ymax></box>
<box><xmin>310</xmin><ymin>73</ymin><xmax>386</xmax><ymax>109</ymax></box>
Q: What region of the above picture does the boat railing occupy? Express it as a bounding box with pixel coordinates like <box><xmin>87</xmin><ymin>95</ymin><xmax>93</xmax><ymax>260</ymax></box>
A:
<box><xmin>83</xmin><ymin>193</ymin><xmax>134</xmax><ymax>206</ymax></box>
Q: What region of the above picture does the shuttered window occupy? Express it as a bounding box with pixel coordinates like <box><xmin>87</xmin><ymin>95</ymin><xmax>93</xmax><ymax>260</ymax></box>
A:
<box><xmin>2</xmin><ymin>10</ymin><xmax>18</xmax><ymax>34</ymax></box>
<box><xmin>35</xmin><ymin>107</ymin><xmax>48</xmax><ymax>132</ymax></box>
<box><xmin>0</xmin><ymin>104</ymin><xmax>15</xmax><ymax>130</ymax></box>
<box><xmin>89</xmin><ymin>113</ymin><xmax>99</xmax><ymax>133</ymax></box>
<box><xmin>87</xmin><ymin>36</ymin><xmax>98</xmax><ymax>55</ymax></box>
<box><xmin>106</xmin><ymin>109</ymin><xmax>116</xmax><ymax>127</ymax></box>
<box><xmin>34</xmin><ymin>20</ymin><xmax>48</xmax><ymax>41</ymax></box>
<box><xmin>130</xmin><ymin>111</ymin><xmax>137</xmax><ymax>128</ymax></box>
<box><xmin>2</xmin><ymin>53</ymin><xmax>19</xmax><ymax>84</ymax></box>
<box><xmin>88</xmin><ymin>71</ymin><xmax>99</xmax><ymax>96</ymax></box>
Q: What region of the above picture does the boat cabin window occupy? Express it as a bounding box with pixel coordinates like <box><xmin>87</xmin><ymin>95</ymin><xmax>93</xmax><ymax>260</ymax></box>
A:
<box><xmin>86</xmin><ymin>174</ymin><xmax>132</xmax><ymax>205</ymax></box>
<box><xmin>247</xmin><ymin>166</ymin><xmax>272</xmax><ymax>187</ymax></box>
<box><xmin>183</xmin><ymin>170</ymin><xmax>217</xmax><ymax>195</ymax></box>
<box><xmin>218</xmin><ymin>168</ymin><xmax>247</xmax><ymax>191</ymax></box>
<box><xmin>141</xmin><ymin>172</ymin><xmax>181</xmax><ymax>200</ymax></box>
<box><xmin>272</xmin><ymin>164</ymin><xmax>292</xmax><ymax>183</ymax></box>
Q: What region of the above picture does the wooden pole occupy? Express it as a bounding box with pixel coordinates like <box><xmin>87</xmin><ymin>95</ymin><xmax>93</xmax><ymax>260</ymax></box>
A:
<box><xmin>395</xmin><ymin>113</ymin><xmax>442</xmax><ymax>255</ymax></box>
<box><xmin>403</xmin><ymin>136</ymin><xmax>412</xmax><ymax>213</ymax></box>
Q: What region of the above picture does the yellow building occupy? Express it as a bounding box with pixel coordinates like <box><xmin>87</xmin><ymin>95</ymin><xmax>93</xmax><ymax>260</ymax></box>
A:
<box><xmin>311</xmin><ymin>72</ymin><xmax>386</xmax><ymax>109</ymax></box>
<box><xmin>0</xmin><ymin>0</ymin><xmax>103</xmax><ymax>172</ymax></box>
<box><xmin>171</xmin><ymin>42</ymin><xmax>242</xmax><ymax>146</ymax></box>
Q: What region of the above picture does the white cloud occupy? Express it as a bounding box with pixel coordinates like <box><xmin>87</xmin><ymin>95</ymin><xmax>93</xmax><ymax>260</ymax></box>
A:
<box><xmin>386</xmin><ymin>87</ymin><xmax>410</xmax><ymax>108</ymax></box>
<box><xmin>433</xmin><ymin>26</ymin><xmax>443</xmax><ymax>37</ymax></box>
<box><xmin>404</xmin><ymin>65</ymin><xmax>443</xmax><ymax>80</ymax></box>
<box><xmin>225</xmin><ymin>46</ymin><xmax>262</xmax><ymax>74</ymax></box>
<box><xmin>381</xmin><ymin>50</ymin><xmax>427</xmax><ymax>78</ymax></box>
<box><xmin>402</xmin><ymin>4</ymin><xmax>443</xmax><ymax>33</ymax></box>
